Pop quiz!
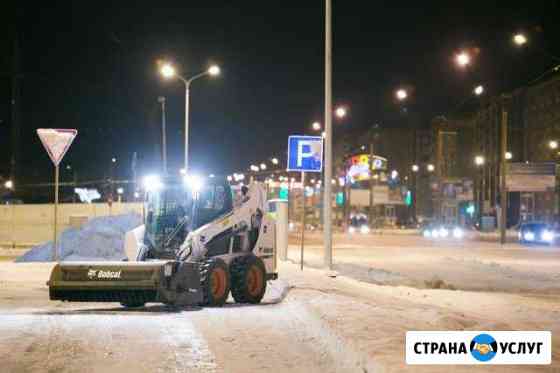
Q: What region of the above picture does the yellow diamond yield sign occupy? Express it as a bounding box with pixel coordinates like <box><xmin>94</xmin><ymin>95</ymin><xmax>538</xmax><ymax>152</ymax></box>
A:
<box><xmin>37</xmin><ymin>128</ymin><xmax>78</xmax><ymax>166</ymax></box>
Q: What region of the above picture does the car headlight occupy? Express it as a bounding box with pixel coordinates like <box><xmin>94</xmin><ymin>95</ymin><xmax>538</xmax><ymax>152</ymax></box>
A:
<box><xmin>431</xmin><ymin>229</ymin><xmax>440</xmax><ymax>238</ymax></box>
<box><xmin>542</xmin><ymin>230</ymin><xmax>554</xmax><ymax>242</ymax></box>
<box><xmin>360</xmin><ymin>225</ymin><xmax>370</xmax><ymax>234</ymax></box>
<box><xmin>524</xmin><ymin>231</ymin><xmax>535</xmax><ymax>241</ymax></box>
<box><xmin>453</xmin><ymin>227</ymin><xmax>463</xmax><ymax>239</ymax></box>
<box><xmin>423</xmin><ymin>230</ymin><xmax>431</xmax><ymax>238</ymax></box>
<box><xmin>348</xmin><ymin>226</ymin><xmax>356</xmax><ymax>234</ymax></box>
<box><xmin>439</xmin><ymin>228</ymin><xmax>449</xmax><ymax>238</ymax></box>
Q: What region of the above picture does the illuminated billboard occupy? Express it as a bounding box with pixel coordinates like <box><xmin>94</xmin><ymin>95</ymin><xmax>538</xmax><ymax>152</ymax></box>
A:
<box><xmin>346</xmin><ymin>154</ymin><xmax>387</xmax><ymax>182</ymax></box>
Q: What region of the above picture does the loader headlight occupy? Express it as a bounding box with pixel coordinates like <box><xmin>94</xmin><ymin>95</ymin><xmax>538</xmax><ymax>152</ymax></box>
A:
<box><xmin>184</xmin><ymin>174</ymin><xmax>203</xmax><ymax>192</ymax></box>
<box><xmin>143</xmin><ymin>175</ymin><xmax>163</xmax><ymax>191</ymax></box>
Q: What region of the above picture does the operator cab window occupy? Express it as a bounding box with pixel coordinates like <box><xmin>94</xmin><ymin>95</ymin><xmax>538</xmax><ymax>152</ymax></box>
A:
<box><xmin>196</xmin><ymin>183</ymin><xmax>232</xmax><ymax>228</ymax></box>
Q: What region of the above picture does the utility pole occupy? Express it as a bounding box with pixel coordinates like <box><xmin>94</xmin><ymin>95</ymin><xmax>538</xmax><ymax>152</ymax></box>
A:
<box><xmin>500</xmin><ymin>97</ymin><xmax>509</xmax><ymax>245</ymax></box>
<box><xmin>10</xmin><ymin>33</ymin><xmax>21</xmax><ymax>188</ymax></box>
<box><xmin>369</xmin><ymin>142</ymin><xmax>375</xmax><ymax>227</ymax></box>
<box><xmin>158</xmin><ymin>96</ymin><xmax>167</xmax><ymax>174</ymax></box>
<box><xmin>323</xmin><ymin>0</ymin><xmax>333</xmax><ymax>269</ymax></box>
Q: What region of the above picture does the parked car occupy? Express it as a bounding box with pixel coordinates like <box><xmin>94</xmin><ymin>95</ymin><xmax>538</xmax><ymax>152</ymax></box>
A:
<box><xmin>518</xmin><ymin>222</ymin><xmax>557</xmax><ymax>245</ymax></box>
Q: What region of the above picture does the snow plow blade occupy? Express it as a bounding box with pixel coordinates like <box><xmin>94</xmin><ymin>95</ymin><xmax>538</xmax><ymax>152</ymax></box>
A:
<box><xmin>48</xmin><ymin>261</ymin><xmax>203</xmax><ymax>306</ymax></box>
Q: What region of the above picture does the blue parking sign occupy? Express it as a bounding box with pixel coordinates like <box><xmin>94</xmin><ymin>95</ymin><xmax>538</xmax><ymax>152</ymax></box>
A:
<box><xmin>287</xmin><ymin>135</ymin><xmax>323</xmax><ymax>172</ymax></box>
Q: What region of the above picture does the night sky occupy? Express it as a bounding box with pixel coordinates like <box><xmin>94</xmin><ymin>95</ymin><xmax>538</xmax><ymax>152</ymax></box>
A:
<box><xmin>3</xmin><ymin>1</ymin><xmax>560</xmax><ymax>184</ymax></box>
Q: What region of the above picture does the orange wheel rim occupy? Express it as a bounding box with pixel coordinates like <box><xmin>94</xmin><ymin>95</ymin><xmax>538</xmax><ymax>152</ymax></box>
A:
<box><xmin>211</xmin><ymin>268</ymin><xmax>226</xmax><ymax>299</ymax></box>
<box><xmin>247</xmin><ymin>265</ymin><xmax>263</xmax><ymax>297</ymax></box>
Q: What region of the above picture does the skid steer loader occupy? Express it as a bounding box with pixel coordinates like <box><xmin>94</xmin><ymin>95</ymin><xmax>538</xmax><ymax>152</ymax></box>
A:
<box><xmin>48</xmin><ymin>175</ymin><xmax>277</xmax><ymax>308</ymax></box>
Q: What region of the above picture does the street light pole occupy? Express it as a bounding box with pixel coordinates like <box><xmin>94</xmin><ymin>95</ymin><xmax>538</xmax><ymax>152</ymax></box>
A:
<box><xmin>323</xmin><ymin>0</ymin><xmax>333</xmax><ymax>270</ymax></box>
<box><xmin>184</xmin><ymin>83</ymin><xmax>190</xmax><ymax>173</ymax></box>
<box><xmin>160</xmin><ymin>63</ymin><xmax>220</xmax><ymax>173</ymax></box>
<box><xmin>158</xmin><ymin>96</ymin><xmax>167</xmax><ymax>174</ymax></box>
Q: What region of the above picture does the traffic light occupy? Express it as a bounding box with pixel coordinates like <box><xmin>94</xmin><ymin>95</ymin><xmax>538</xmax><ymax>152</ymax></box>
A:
<box><xmin>405</xmin><ymin>190</ymin><xmax>412</xmax><ymax>206</ymax></box>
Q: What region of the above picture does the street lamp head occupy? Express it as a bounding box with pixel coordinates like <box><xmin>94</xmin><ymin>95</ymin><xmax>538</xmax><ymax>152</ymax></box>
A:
<box><xmin>208</xmin><ymin>65</ymin><xmax>220</xmax><ymax>76</ymax></box>
<box><xmin>117</xmin><ymin>187</ymin><xmax>124</xmax><ymax>195</ymax></box>
<box><xmin>505</xmin><ymin>152</ymin><xmax>513</xmax><ymax>160</ymax></box>
<box><xmin>312</xmin><ymin>121</ymin><xmax>321</xmax><ymax>131</ymax></box>
<box><xmin>111</xmin><ymin>157</ymin><xmax>117</xmax><ymax>163</ymax></box>
<box><xmin>513</xmin><ymin>33</ymin><xmax>528</xmax><ymax>46</ymax></box>
<box><xmin>4</xmin><ymin>180</ymin><xmax>13</xmax><ymax>189</ymax></box>
<box><xmin>260</xmin><ymin>163</ymin><xmax>267</xmax><ymax>170</ymax></box>
<box><xmin>396</xmin><ymin>89</ymin><xmax>408</xmax><ymax>101</ymax></box>
<box><xmin>335</xmin><ymin>107</ymin><xmax>347</xmax><ymax>118</ymax></box>
<box><xmin>474</xmin><ymin>85</ymin><xmax>484</xmax><ymax>96</ymax></box>
<box><xmin>427</xmin><ymin>164</ymin><xmax>435</xmax><ymax>172</ymax></box>
<box><xmin>475</xmin><ymin>155</ymin><xmax>485</xmax><ymax>166</ymax></box>
<box><xmin>412</xmin><ymin>164</ymin><xmax>419</xmax><ymax>172</ymax></box>
<box><xmin>455</xmin><ymin>51</ymin><xmax>471</xmax><ymax>67</ymax></box>
<box><xmin>271</xmin><ymin>158</ymin><xmax>279</xmax><ymax>165</ymax></box>
<box><xmin>160</xmin><ymin>63</ymin><xmax>176</xmax><ymax>79</ymax></box>
<box><xmin>549</xmin><ymin>140</ymin><xmax>558</xmax><ymax>150</ymax></box>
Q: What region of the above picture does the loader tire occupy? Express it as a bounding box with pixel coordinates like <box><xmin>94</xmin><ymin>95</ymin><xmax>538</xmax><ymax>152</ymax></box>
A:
<box><xmin>200</xmin><ymin>258</ymin><xmax>230</xmax><ymax>307</ymax></box>
<box><xmin>230</xmin><ymin>255</ymin><xmax>267</xmax><ymax>304</ymax></box>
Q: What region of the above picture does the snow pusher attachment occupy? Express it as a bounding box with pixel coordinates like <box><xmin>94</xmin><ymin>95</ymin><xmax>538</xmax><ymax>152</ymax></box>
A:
<box><xmin>48</xmin><ymin>261</ymin><xmax>202</xmax><ymax>307</ymax></box>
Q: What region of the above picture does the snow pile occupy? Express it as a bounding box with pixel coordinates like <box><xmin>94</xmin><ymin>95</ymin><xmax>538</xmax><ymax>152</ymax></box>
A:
<box><xmin>16</xmin><ymin>213</ymin><xmax>142</xmax><ymax>262</ymax></box>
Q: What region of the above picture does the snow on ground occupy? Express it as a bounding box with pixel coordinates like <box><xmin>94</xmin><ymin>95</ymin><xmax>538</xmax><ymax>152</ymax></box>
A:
<box><xmin>0</xmin><ymin>260</ymin><xmax>559</xmax><ymax>372</ymax></box>
<box><xmin>289</xmin><ymin>232</ymin><xmax>560</xmax><ymax>294</ymax></box>
<box><xmin>16</xmin><ymin>213</ymin><xmax>142</xmax><ymax>263</ymax></box>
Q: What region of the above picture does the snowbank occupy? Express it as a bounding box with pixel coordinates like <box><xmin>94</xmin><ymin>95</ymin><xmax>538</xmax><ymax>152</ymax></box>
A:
<box><xmin>16</xmin><ymin>213</ymin><xmax>142</xmax><ymax>262</ymax></box>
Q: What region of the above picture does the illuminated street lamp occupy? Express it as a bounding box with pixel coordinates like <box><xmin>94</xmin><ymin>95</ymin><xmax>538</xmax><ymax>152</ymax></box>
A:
<box><xmin>427</xmin><ymin>164</ymin><xmax>435</xmax><ymax>172</ymax></box>
<box><xmin>250</xmin><ymin>165</ymin><xmax>259</xmax><ymax>172</ymax></box>
<box><xmin>117</xmin><ymin>187</ymin><xmax>124</xmax><ymax>195</ymax></box>
<box><xmin>549</xmin><ymin>140</ymin><xmax>558</xmax><ymax>150</ymax></box>
<box><xmin>111</xmin><ymin>157</ymin><xmax>117</xmax><ymax>163</ymax></box>
<box><xmin>160</xmin><ymin>61</ymin><xmax>221</xmax><ymax>172</ymax></box>
<box><xmin>474</xmin><ymin>85</ymin><xmax>484</xmax><ymax>96</ymax></box>
<box><xmin>505</xmin><ymin>152</ymin><xmax>513</xmax><ymax>160</ymax></box>
<box><xmin>335</xmin><ymin>107</ymin><xmax>347</xmax><ymax>119</ymax></box>
<box><xmin>411</xmin><ymin>164</ymin><xmax>419</xmax><ymax>172</ymax></box>
<box><xmin>513</xmin><ymin>33</ymin><xmax>528</xmax><ymax>46</ymax></box>
<box><xmin>260</xmin><ymin>163</ymin><xmax>267</xmax><ymax>171</ymax></box>
<box><xmin>271</xmin><ymin>157</ymin><xmax>279</xmax><ymax>165</ymax></box>
<box><xmin>475</xmin><ymin>155</ymin><xmax>485</xmax><ymax>166</ymax></box>
<box><xmin>455</xmin><ymin>51</ymin><xmax>471</xmax><ymax>67</ymax></box>
<box><xmin>312</xmin><ymin>121</ymin><xmax>321</xmax><ymax>131</ymax></box>
<box><xmin>4</xmin><ymin>180</ymin><xmax>13</xmax><ymax>189</ymax></box>
<box><xmin>396</xmin><ymin>89</ymin><xmax>408</xmax><ymax>101</ymax></box>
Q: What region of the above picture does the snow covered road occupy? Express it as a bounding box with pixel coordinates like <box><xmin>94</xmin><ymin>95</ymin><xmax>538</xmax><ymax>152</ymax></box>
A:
<box><xmin>1</xmin><ymin>259</ymin><xmax>559</xmax><ymax>372</ymax></box>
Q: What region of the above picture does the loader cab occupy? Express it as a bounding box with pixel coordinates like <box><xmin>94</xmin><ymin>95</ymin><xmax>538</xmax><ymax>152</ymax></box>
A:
<box><xmin>143</xmin><ymin>175</ymin><xmax>232</xmax><ymax>257</ymax></box>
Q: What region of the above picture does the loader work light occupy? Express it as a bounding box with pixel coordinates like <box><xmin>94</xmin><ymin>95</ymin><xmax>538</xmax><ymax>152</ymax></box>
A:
<box><xmin>143</xmin><ymin>175</ymin><xmax>163</xmax><ymax>191</ymax></box>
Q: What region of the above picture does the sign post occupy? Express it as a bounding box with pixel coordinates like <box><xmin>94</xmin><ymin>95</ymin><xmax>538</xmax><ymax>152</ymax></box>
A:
<box><xmin>287</xmin><ymin>135</ymin><xmax>323</xmax><ymax>270</ymax></box>
<box><xmin>37</xmin><ymin>129</ymin><xmax>77</xmax><ymax>261</ymax></box>
<box><xmin>300</xmin><ymin>171</ymin><xmax>306</xmax><ymax>270</ymax></box>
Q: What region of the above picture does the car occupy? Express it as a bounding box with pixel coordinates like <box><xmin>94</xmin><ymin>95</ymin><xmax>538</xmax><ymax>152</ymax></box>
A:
<box><xmin>518</xmin><ymin>222</ymin><xmax>557</xmax><ymax>245</ymax></box>
<box><xmin>421</xmin><ymin>223</ymin><xmax>464</xmax><ymax>239</ymax></box>
<box><xmin>348</xmin><ymin>213</ymin><xmax>370</xmax><ymax>234</ymax></box>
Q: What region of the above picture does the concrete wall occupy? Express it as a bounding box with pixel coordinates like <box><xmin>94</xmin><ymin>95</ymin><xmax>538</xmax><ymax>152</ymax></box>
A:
<box><xmin>0</xmin><ymin>203</ymin><xmax>143</xmax><ymax>248</ymax></box>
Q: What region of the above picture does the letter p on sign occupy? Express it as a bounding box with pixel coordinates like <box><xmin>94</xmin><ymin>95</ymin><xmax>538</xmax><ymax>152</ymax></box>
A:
<box><xmin>287</xmin><ymin>135</ymin><xmax>323</xmax><ymax>173</ymax></box>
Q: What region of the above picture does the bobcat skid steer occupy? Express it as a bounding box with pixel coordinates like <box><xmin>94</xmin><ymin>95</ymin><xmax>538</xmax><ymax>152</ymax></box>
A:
<box><xmin>48</xmin><ymin>176</ymin><xmax>277</xmax><ymax>308</ymax></box>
